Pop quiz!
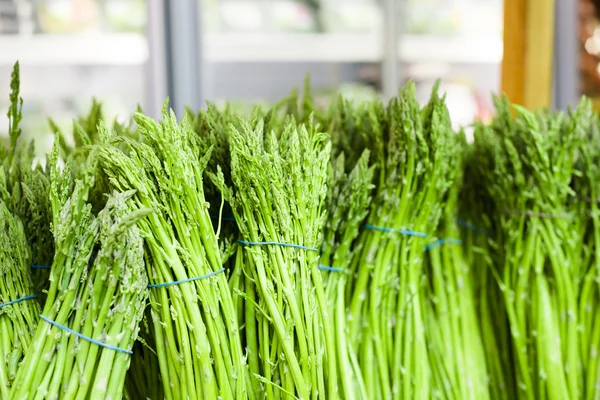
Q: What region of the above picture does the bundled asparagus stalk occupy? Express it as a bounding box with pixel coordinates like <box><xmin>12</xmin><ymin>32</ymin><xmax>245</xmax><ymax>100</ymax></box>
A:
<box><xmin>472</xmin><ymin>97</ymin><xmax>589</xmax><ymax>399</ymax></box>
<box><xmin>1</xmin><ymin>62</ymin><xmax>54</xmax><ymax>296</ymax></box>
<box><xmin>98</xmin><ymin>106</ymin><xmax>248</xmax><ymax>399</ymax></box>
<box><xmin>10</xmin><ymin>144</ymin><xmax>149</xmax><ymax>400</ymax></box>
<box><xmin>124</xmin><ymin>312</ymin><xmax>164</xmax><ymax>400</ymax></box>
<box><xmin>423</xmin><ymin>135</ymin><xmax>489</xmax><ymax>400</ymax></box>
<box><xmin>574</xmin><ymin>107</ymin><xmax>600</xmax><ymax>400</ymax></box>
<box><xmin>0</xmin><ymin>69</ymin><xmax>39</xmax><ymax>399</ymax></box>
<box><xmin>347</xmin><ymin>83</ymin><xmax>457</xmax><ymax>399</ymax></box>
<box><xmin>459</xmin><ymin>143</ymin><xmax>515</xmax><ymax>400</ymax></box>
<box><xmin>214</xmin><ymin>114</ymin><xmax>335</xmax><ymax>399</ymax></box>
<box><xmin>9</xmin><ymin>60</ymin><xmax>600</xmax><ymax>400</ymax></box>
<box><xmin>0</xmin><ymin>196</ymin><xmax>39</xmax><ymax>399</ymax></box>
<box><xmin>319</xmin><ymin>150</ymin><xmax>374</xmax><ymax>400</ymax></box>
<box><xmin>189</xmin><ymin>103</ymin><xmax>241</xmax><ymax>259</ymax></box>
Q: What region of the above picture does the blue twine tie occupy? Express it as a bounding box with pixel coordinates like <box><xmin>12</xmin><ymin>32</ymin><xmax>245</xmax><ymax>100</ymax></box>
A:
<box><xmin>424</xmin><ymin>238</ymin><xmax>462</xmax><ymax>251</ymax></box>
<box><xmin>364</xmin><ymin>224</ymin><xmax>427</xmax><ymax>238</ymax></box>
<box><xmin>456</xmin><ymin>218</ymin><xmax>490</xmax><ymax>235</ymax></box>
<box><xmin>0</xmin><ymin>294</ymin><xmax>38</xmax><ymax>308</ymax></box>
<box><xmin>238</xmin><ymin>240</ymin><xmax>318</xmax><ymax>252</ymax></box>
<box><xmin>148</xmin><ymin>269</ymin><xmax>225</xmax><ymax>289</ymax></box>
<box><xmin>40</xmin><ymin>315</ymin><xmax>132</xmax><ymax>354</ymax></box>
<box><xmin>31</xmin><ymin>265</ymin><xmax>51</xmax><ymax>269</ymax></box>
<box><xmin>318</xmin><ymin>265</ymin><xmax>344</xmax><ymax>273</ymax></box>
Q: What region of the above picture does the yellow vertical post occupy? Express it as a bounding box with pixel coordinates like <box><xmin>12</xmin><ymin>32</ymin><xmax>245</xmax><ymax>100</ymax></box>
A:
<box><xmin>523</xmin><ymin>0</ymin><xmax>555</xmax><ymax>108</ymax></box>
<box><xmin>501</xmin><ymin>0</ymin><xmax>527</xmax><ymax>106</ymax></box>
<box><xmin>501</xmin><ymin>0</ymin><xmax>555</xmax><ymax>109</ymax></box>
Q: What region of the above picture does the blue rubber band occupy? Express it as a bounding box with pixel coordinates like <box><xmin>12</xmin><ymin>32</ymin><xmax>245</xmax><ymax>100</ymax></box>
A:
<box><xmin>456</xmin><ymin>219</ymin><xmax>490</xmax><ymax>235</ymax></box>
<box><xmin>0</xmin><ymin>294</ymin><xmax>38</xmax><ymax>308</ymax></box>
<box><xmin>40</xmin><ymin>315</ymin><xmax>132</xmax><ymax>355</ymax></box>
<box><xmin>210</xmin><ymin>215</ymin><xmax>236</xmax><ymax>222</ymax></box>
<box><xmin>364</xmin><ymin>224</ymin><xmax>427</xmax><ymax>238</ymax></box>
<box><xmin>148</xmin><ymin>268</ymin><xmax>225</xmax><ymax>289</ymax></box>
<box><xmin>318</xmin><ymin>265</ymin><xmax>344</xmax><ymax>273</ymax></box>
<box><xmin>238</xmin><ymin>240</ymin><xmax>318</xmax><ymax>252</ymax></box>
<box><xmin>424</xmin><ymin>238</ymin><xmax>462</xmax><ymax>251</ymax></box>
<box><xmin>31</xmin><ymin>265</ymin><xmax>51</xmax><ymax>269</ymax></box>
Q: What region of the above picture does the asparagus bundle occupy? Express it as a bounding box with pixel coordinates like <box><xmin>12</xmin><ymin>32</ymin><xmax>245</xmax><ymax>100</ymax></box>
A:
<box><xmin>10</xmin><ymin>60</ymin><xmax>600</xmax><ymax>400</ymax></box>
<box><xmin>472</xmin><ymin>97</ymin><xmax>589</xmax><ymax>399</ymax></box>
<box><xmin>189</xmin><ymin>103</ymin><xmax>240</xmax><ymax>257</ymax></box>
<box><xmin>215</xmin><ymin>114</ymin><xmax>335</xmax><ymax>399</ymax></box>
<box><xmin>347</xmin><ymin>83</ymin><xmax>457</xmax><ymax>399</ymax></box>
<box><xmin>10</xmin><ymin>145</ymin><xmax>149</xmax><ymax>399</ymax></box>
<box><xmin>459</xmin><ymin>143</ymin><xmax>515</xmax><ymax>400</ymax></box>
<box><xmin>319</xmin><ymin>150</ymin><xmax>374</xmax><ymax>400</ymax></box>
<box><xmin>98</xmin><ymin>107</ymin><xmax>248</xmax><ymax>399</ymax></box>
<box><xmin>574</xmin><ymin>107</ymin><xmax>600</xmax><ymax>400</ymax></box>
<box><xmin>1</xmin><ymin>62</ymin><xmax>54</xmax><ymax>296</ymax></box>
<box><xmin>124</xmin><ymin>312</ymin><xmax>164</xmax><ymax>400</ymax></box>
<box><xmin>0</xmin><ymin>197</ymin><xmax>39</xmax><ymax>399</ymax></box>
<box><xmin>423</xmin><ymin>135</ymin><xmax>489</xmax><ymax>400</ymax></box>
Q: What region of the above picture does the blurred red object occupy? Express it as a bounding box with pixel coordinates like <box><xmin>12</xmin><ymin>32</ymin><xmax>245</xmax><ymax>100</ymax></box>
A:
<box><xmin>473</xmin><ymin>91</ymin><xmax>494</xmax><ymax>124</ymax></box>
<box><xmin>579</xmin><ymin>0</ymin><xmax>600</xmax><ymax>97</ymax></box>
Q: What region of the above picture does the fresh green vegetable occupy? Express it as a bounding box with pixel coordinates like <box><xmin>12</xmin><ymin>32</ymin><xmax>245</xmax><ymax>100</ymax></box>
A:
<box><xmin>573</xmin><ymin>106</ymin><xmax>600</xmax><ymax>400</ymax></box>
<box><xmin>10</xmin><ymin>143</ymin><xmax>149</xmax><ymax>399</ymax></box>
<box><xmin>0</xmin><ymin>198</ymin><xmax>39</xmax><ymax>399</ymax></box>
<box><xmin>346</xmin><ymin>83</ymin><xmax>457</xmax><ymax>400</ymax></box>
<box><xmin>319</xmin><ymin>150</ymin><xmax>374</xmax><ymax>400</ymax></box>
<box><xmin>424</xmin><ymin>134</ymin><xmax>489</xmax><ymax>400</ymax></box>
<box><xmin>471</xmin><ymin>97</ymin><xmax>590</xmax><ymax>400</ymax></box>
<box><xmin>459</xmin><ymin>142</ymin><xmax>515</xmax><ymax>400</ymax></box>
<box><xmin>5</xmin><ymin>60</ymin><xmax>600</xmax><ymax>400</ymax></box>
<box><xmin>1</xmin><ymin>62</ymin><xmax>54</xmax><ymax>297</ymax></box>
<box><xmin>97</xmin><ymin>106</ymin><xmax>248</xmax><ymax>399</ymax></box>
<box><xmin>124</xmin><ymin>311</ymin><xmax>164</xmax><ymax>400</ymax></box>
<box><xmin>214</xmin><ymin>113</ymin><xmax>335</xmax><ymax>399</ymax></box>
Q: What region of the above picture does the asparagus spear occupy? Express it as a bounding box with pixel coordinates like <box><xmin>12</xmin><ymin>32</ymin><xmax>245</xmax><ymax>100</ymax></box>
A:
<box><xmin>472</xmin><ymin>96</ymin><xmax>588</xmax><ymax>399</ymax></box>
<box><xmin>459</xmin><ymin>142</ymin><xmax>515</xmax><ymax>400</ymax></box>
<box><xmin>124</xmin><ymin>311</ymin><xmax>165</xmax><ymax>400</ymax></box>
<box><xmin>0</xmin><ymin>197</ymin><xmax>39</xmax><ymax>398</ymax></box>
<box><xmin>214</xmin><ymin>113</ymin><xmax>335</xmax><ymax>399</ymax></box>
<box><xmin>424</xmin><ymin>134</ymin><xmax>490</xmax><ymax>400</ymax></box>
<box><xmin>2</xmin><ymin>62</ymin><xmax>54</xmax><ymax>299</ymax></box>
<box><xmin>347</xmin><ymin>82</ymin><xmax>457</xmax><ymax>399</ymax></box>
<box><xmin>563</xmin><ymin>99</ymin><xmax>600</xmax><ymax>400</ymax></box>
<box><xmin>10</xmin><ymin>144</ymin><xmax>149</xmax><ymax>400</ymax></box>
<box><xmin>319</xmin><ymin>150</ymin><xmax>374</xmax><ymax>400</ymax></box>
<box><xmin>98</xmin><ymin>106</ymin><xmax>248</xmax><ymax>399</ymax></box>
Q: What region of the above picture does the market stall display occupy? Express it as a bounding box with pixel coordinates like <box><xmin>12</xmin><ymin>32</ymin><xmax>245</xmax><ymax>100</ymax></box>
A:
<box><xmin>2</xmin><ymin>58</ymin><xmax>600</xmax><ymax>399</ymax></box>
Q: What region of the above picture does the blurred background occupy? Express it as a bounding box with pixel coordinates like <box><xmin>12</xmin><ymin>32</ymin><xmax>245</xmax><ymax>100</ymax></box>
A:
<box><xmin>0</xmin><ymin>0</ymin><xmax>592</xmax><ymax>152</ymax></box>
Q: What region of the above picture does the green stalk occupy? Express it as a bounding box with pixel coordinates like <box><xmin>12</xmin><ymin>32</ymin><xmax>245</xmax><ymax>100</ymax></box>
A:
<box><xmin>0</xmin><ymin>199</ymin><xmax>39</xmax><ymax>398</ymax></box>
<box><xmin>2</xmin><ymin>62</ymin><xmax>54</xmax><ymax>303</ymax></box>
<box><xmin>10</xmin><ymin>146</ymin><xmax>148</xmax><ymax>400</ymax></box>
<box><xmin>215</xmin><ymin>115</ymin><xmax>334</xmax><ymax>399</ymax></box>
<box><xmin>345</xmin><ymin>83</ymin><xmax>456</xmax><ymax>399</ymax></box>
<box><xmin>124</xmin><ymin>311</ymin><xmax>165</xmax><ymax>400</ymax></box>
<box><xmin>472</xmin><ymin>97</ymin><xmax>592</xmax><ymax>400</ymax></box>
<box><xmin>319</xmin><ymin>150</ymin><xmax>374</xmax><ymax>400</ymax></box>
<box><xmin>575</xmin><ymin>111</ymin><xmax>600</xmax><ymax>400</ymax></box>
<box><xmin>460</xmin><ymin>145</ymin><xmax>514</xmax><ymax>400</ymax></box>
<box><xmin>425</xmin><ymin>142</ymin><xmax>491</xmax><ymax>400</ymax></box>
<box><xmin>97</xmin><ymin>108</ymin><xmax>247</xmax><ymax>399</ymax></box>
